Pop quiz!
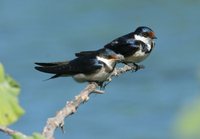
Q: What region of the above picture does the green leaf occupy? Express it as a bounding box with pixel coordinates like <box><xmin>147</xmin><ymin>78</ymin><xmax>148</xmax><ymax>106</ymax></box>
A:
<box><xmin>0</xmin><ymin>63</ymin><xmax>24</xmax><ymax>126</ymax></box>
<box><xmin>174</xmin><ymin>97</ymin><xmax>200</xmax><ymax>139</ymax></box>
<box><xmin>12</xmin><ymin>133</ymin><xmax>46</xmax><ymax>139</ymax></box>
<box><xmin>0</xmin><ymin>63</ymin><xmax>4</xmax><ymax>82</ymax></box>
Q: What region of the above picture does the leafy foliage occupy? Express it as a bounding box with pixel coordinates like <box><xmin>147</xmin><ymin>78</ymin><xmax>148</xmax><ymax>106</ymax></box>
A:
<box><xmin>0</xmin><ymin>63</ymin><xmax>24</xmax><ymax>126</ymax></box>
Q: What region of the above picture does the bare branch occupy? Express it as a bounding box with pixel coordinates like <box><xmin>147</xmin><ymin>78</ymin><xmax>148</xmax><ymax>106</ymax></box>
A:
<box><xmin>42</xmin><ymin>64</ymin><xmax>144</xmax><ymax>139</ymax></box>
<box><xmin>111</xmin><ymin>64</ymin><xmax>144</xmax><ymax>77</ymax></box>
<box><xmin>42</xmin><ymin>82</ymin><xmax>99</xmax><ymax>139</ymax></box>
<box><xmin>0</xmin><ymin>125</ymin><xmax>26</xmax><ymax>137</ymax></box>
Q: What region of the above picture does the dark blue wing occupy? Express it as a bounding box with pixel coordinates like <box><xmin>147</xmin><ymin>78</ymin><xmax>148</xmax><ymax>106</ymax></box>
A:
<box><xmin>104</xmin><ymin>33</ymin><xmax>140</xmax><ymax>57</ymax></box>
<box><xmin>75</xmin><ymin>48</ymin><xmax>106</xmax><ymax>57</ymax></box>
<box><xmin>35</xmin><ymin>56</ymin><xmax>103</xmax><ymax>78</ymax></box>
<box><xmin>67</xmin><ymin>56</ymin><xmax>103</xmax><ymax>74</ymax></box>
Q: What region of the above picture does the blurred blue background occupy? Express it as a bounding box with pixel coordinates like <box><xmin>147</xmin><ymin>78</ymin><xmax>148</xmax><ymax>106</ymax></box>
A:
<box><xmin>1</xmin><ymin>0</ymin><xmax>200</xmax><ymax>139</ymax></box>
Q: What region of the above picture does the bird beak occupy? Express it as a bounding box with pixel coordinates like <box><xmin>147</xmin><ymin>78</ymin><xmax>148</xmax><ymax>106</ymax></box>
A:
<box><xmin>149</xmin><ymin>32</ymin><xmax>157</xmax><ymax>39</ymax></box>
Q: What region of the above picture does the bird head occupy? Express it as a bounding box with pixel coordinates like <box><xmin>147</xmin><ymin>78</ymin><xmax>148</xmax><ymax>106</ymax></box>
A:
<box><xmin>134</xmin><ymin>26</ymin><xmax>157</xmax><ymax>41</ymax></box>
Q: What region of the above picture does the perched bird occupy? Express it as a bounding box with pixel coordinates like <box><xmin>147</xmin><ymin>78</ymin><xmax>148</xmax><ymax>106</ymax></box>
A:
<box><xmin>35</xmin><ymin>49</ymin><xmax>124</xmax><ymax>87</ymax></box>
<box><xmin>75</xmin><ymin>26</ymin><xmax>157</xmax><ymax>70</ymax></box>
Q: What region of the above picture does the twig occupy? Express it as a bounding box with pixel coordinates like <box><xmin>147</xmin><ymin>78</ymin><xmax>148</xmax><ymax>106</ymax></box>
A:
<box><xmin>42</xmin><ymin>82</ymin><xmax>99</xmax><ymax>139</ymax></box>
<box><xmin>0</xmin><ymin>125</ymin><xmax>26</xmax><ymax>137</ymax></box>
<box><xmin>111</xmin><ymin>64</ymin><xmax>144</xmax><ymax>77</ymax></box>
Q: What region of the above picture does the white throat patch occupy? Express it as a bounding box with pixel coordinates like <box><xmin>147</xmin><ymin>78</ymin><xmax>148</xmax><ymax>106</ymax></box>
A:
<box><xmin>97</xmin><ymin>56</ymin><xmax>115</xmax><ymax>69</ymax></box>
<box><xmin>134</xmin><ymin>34</ymin><xmax>152</xmax><ymax>51</ymax></box>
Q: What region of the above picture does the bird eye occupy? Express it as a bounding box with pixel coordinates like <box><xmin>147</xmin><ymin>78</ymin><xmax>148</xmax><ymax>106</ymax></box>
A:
<box><xmin>142</xmin><ymin>32</ymin><xmax>148</xmax><ymax>37</ymax></box>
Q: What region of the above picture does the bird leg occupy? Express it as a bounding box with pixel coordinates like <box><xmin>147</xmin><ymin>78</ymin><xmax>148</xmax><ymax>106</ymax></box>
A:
<box><xmin>133</xmin><ymin>63</ymin><xmax>145</xmax><ymax>72</ymax></box>
<box><xmin>96</xmin><ymin>78</ymin><xmax>112</xmax><ymax>90</ymax></box>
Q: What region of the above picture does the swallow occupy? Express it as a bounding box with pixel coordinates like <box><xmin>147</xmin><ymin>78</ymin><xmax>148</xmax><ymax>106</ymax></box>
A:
<box><xmin>75</xmin><ymin>26</ymin><xmax>157</xmax><ymax>71</ymax></box>
<box><xmin>35</xmin><ymin>49</ymin><xmax>124</xmax><ymax>87</ymax></box>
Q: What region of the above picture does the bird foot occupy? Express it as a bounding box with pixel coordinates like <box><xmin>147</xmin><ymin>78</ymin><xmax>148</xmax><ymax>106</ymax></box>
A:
<box><xmin>97</xmin><ymin>79</ymin><xmax>111</xmax><ymax>90</ymax></box>
<box><xmin>133</xmin><ymin>63</ymin><xmax>145</xmax><ymax>71</ymax></box>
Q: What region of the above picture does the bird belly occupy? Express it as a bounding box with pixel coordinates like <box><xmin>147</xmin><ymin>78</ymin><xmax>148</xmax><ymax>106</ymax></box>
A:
<box><xmin>125</xmin><ymin>50</ymin><xmax>149</xmax><ymax>63</ymax></box>
<box><xmin>72</xmin><ymin>68</ymin><xmax>110</xmax><ymax>83</ymax></box>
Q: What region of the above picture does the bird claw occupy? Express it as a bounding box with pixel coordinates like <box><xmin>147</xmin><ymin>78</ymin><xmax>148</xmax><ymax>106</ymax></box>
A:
<box><xmin>133</xmin><ymin>63</ymin><xmax>145</xmax><ymax>71</ymax></box>
<box><xmin>60</xmin><ymin>121</ymin><xmax>65</xmax><ymax>133</ymax></box>
<box><xmin>98</xmin><ymin>78</ymin><xmax>112</xmax><ymax>90</ymax></box>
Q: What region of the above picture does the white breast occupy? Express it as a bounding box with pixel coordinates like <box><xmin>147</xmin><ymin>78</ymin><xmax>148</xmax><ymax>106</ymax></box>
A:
<box><xmin>72</xmin><ymin>68</ymin><xmax>111</xmax><ymax>83</ymax></box>
<box><xmin>125</xmin><ymin>50</ymin><xmax>150</xmax><ymax>63</ymax></box>
<box><xmin>125</xmin><ymin>34</ymin><xmax>153</xmax><ymax>63</ymax></box>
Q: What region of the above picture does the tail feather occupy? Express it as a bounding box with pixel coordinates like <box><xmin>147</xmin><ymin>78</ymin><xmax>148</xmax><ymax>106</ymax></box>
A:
<box><xmin>35</xmin><ymin>61</ymin><xmax>69</xmax><ymax>66</ymax></box>
<box><xmin>35</xmin><ymin>61</ymin><xmax>71</xmax><ymax>75</ymax></box>
<box><xmin>45</xmin><ymin>74</ymin><xmax>62</xmax><ymax>80</ymax></box>
<box><xmin>35</xmin><ymin>61</ymin><xmax>70</xmax><ymax>80</ymax></box>
<box><xmin>35</xmin><ymin>66</ymin><xmax>55</xmax><ymax>74</ymax></box>
<box><xmin>35</xmin><ymin>65</ymin><xmax>67</xmax><ymax>74</ymax></box>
